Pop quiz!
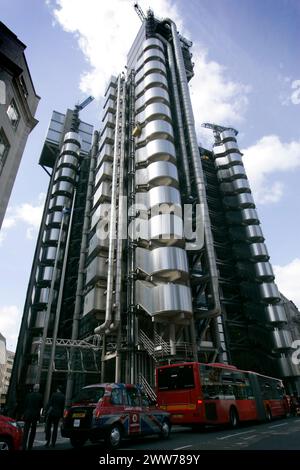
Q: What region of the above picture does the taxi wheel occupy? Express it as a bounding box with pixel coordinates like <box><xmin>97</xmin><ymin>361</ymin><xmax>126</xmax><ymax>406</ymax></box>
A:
<box><xmin>70</xmin><ymin>436</ymin><xmax>87</xmax><ymax>448</ymax></box>
<box><xmin>160</xmin><ymin>420</ymin><xmax>171</xmax><ymax>439</ymax></box>
<box><xmin>105</xmin><ymin>424</ymin><xmax>122</xmax><ymax>450</ymax></box>
<box><xmin>0</xmin><ymin>437</ymin><xmax>12</xmax><ymax>450</ymax></box>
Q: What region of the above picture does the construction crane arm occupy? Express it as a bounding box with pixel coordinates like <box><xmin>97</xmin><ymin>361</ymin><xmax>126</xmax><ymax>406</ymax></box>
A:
<box><xmin>201</xmin><ymin>122</ymin><xmax>238</xmax><ymax>136</ymax></box>
<box><xmin>76</xmin><ymin>95</ymin><xmax>95</xmax><ymax>111</ymax></box>
<box><xmin>134</xmin><ymin>2</ymin><xmax>146</xmax><ymax>22</ymax></box>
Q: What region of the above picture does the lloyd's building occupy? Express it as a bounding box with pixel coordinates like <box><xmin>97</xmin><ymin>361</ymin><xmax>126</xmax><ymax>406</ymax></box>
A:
<box><xmin>8</xmin><ymin>9</ymin><xmax>300</xmax><ymax>411</ymax></box>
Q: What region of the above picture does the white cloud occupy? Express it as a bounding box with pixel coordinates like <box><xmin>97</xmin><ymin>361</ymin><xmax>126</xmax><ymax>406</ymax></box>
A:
<box><xmin>0</xmin><ymin>193</ymin><xmax>45</xmax><ymax>246</ymax></box>
<box><xmin>49</xmin><ymin>0</ymin><xmax>249</xmax><ymax>136</ymax></box>
<box><xmin>0</xmin><ymin>305</ymin><xmax>21</xmax><ymax>352</ymax></box>
<box><xmin>291</xmin><ymin>79</ymin><xmax>300</xmax><ymax>105</ymax></box>
<box><xmin>242</xmin><ymin>135</ymin><xmax>300</xmax><ymax>204</ymax></box>
<box><xmin>274</xmin><ymin>259</ymin><xmax>300</xmax><ymax>309</ymax></box>
<box><xmin>191</xmin><ymin>46</ymin><xmax>250</xmax><ymax>140</ymax></box>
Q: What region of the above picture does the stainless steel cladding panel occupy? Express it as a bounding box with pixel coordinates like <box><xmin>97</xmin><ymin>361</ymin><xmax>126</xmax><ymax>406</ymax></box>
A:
<box><xmin>46</xmin><ymin>211</ymin><xmax>63</xmax><ymax>226</ymax></box>
<box><xmin>140</xmin><ymin>38</ymin><xmax>164</xmax><ymax>53</ymax></box>
<box><xmin>249</xmin><ymin>243</ymin><xmax>269</xmax><ymax>259</ymax></box>
<box><xmin>136</xmin><ymin>102</ymin><xmax>171</xmax><ymax>125</ymax></box>
<box><xmin>34</xmin><ymin>310</ymin><xmax>46</xmax><ymax>328</ymax></box>
<box><xmin>135</xmin><ymin>161</ymin><xmax>178</xmax><ymax>187</ymax></box>
<box><xmin>136</xmin><ymin>120</ymin><xmax>174</xmax><ymax>145</ymax></box>
<box><xmin>214</xmin><ymin>153</ymin><xmax>243</xmax><ymax>169</ymax></box>
<box><xmin>97</xmin><ymin>144</ymin><xmax>113</xmax><ymax>166</ymax></box>
<box><xmin>217</xmin><ymin>165</ymin><xmax>246</xmax><ymax>181</ymax></box>
<box><xmin>219</xmin><ymin>129</ymin><xmax>237</xmax><ymax>140</ymax></box>
<box><xmin>259</xmin><ymin>282</ymin><xmax>281</xmax><ymax>302</ymax></box>
<box><xmin>136</xmin><ymin>48</ymin><xmax>165</xmax><ymax>71</ymax></box>
<box><xmin>93</xmin><ymin>182</ymin><xmax>112</xmax><ymax>208</ymax></box>
<box><xmin>240</xmin><ymin>208</ymin><xmax>259</xmax><ymax>224</ymax></box>
<box><xmin>149</xmin><ymin>214</ymin><xmax>183</xmax><ymax>242</ymax></box>
<box><xmin>83</xmin><ymin>286</ymin><xmax>106</xmax><ymax>316</ymax></box>
<box><xmin>220</xmin><ymin>179</ymin><xmax>251</xmax><ymax>194</ymax></box>
<box><xmin>135</xmin><ymin>280</ymin><xmax>192</xmax><ymax>318</ymax></box>
<box><xmin>271</xmin><ymin>329</ymin><xmax>292</xmax><ymax>350</ymax></box>
<box><xmin>135</xmin><ymin>139</ymin><xmax>176</xmax><ymax>165</ymax></box>
<box><xmin>135</xmin><ymin>186</ymin><xmax>181</xmax><ymax>210</ymax></box>
<box><xmin>245</xmin><ymin>224</ymin><xmax>264</xmax><ymax>241</ymax></box>
<box><xmin>213</xmin><ymin>140</ymin><xmax>240</xmax><ymax>156</ymax></box>
<box><xmin>135</xmin><ymin>87</ymin><xmax>170</xmax><ymax>112</ymax></box>
<box><xmin>135</xmin><ymin>246</ymin><xmax>189</xmax><ymax>281</ymax></box>
<box><xmin>254</xmin><ymin>262</ymin><xmax>274</xmax><ymax>280</ymax></box>
<box><xmin>135</xmin><ymin>73</ymin><xmax>168</xmax><ymax>96</ymax></box>
<box><xmin>85</xmin><ymin>255</ymin><xmax>108</xmax><ymax>286</ymax></box>
<box><xmin>265</xmin><ymin>305</ymin><xmax>287</xmax><ymax>324</ymax></box>
<box><xmin>135</xmin><ymin>60</ymin><xmax>167</xmax><ymax>85</ymax></box>
<box><xmin>88</xmin><ymin>230</ymin><xmax>109</xmax><ymax>258</ymax></box>
<box><xmin>54</xmin><ymin>167</ymin><xmax>77</xmax><ymax>181</ymax></box>
<box><xmin>95</xmin><ymin>162</ymin><xmax>113</xmax><ymax>187</ymax></box>
<box><xmin>57</xmin><ymin>153</ymin><xmax>79</xmax><ymax>169</ymax></box>
<box><xmin>277</xmin><ymin>357</ymin><xmax>300</xmax><ymax>377</ymax></box>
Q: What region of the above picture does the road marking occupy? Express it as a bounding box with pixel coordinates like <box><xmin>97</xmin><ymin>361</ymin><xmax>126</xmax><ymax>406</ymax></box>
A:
<box><xmin>217</xmin><ymin>430</ymin><xmax>256</xmax><ymax>440</ymax></box>
<box><xmin>269</xmin><ymin>422</ymin><xmax>288</xmax><ymax>429</ymax></box>
<box><xmin>174</xmin><ymin>445</ymin><xmax>192</xmax><ymax>450</ymax></box>
<box><xmin>243</xmin><ymin>435</ymin><xmax>257</xmax><ymax>440</ymax></box>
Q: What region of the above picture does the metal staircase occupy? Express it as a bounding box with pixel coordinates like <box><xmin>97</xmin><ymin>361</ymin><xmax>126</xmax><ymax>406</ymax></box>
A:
<box><xmin>137</xmin><ymin>372</ymin><xmax>157</xmax><ymax>402</ymax></box>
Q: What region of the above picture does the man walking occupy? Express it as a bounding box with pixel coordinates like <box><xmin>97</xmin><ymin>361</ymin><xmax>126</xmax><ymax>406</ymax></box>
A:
<box><xmin>22</xmin><ymin>384</ymin><xmax>43</xmax><ymax>450</ymax></box>
<box><xmin>45</xmin><ymin>387</ymin><xmax>65</xmax><ymax>447</ymax></box>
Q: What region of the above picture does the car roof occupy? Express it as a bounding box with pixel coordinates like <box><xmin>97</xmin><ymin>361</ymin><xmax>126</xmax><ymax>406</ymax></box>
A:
<box><xmin>82</xmin><ymin>383</ymin><xmax>141</xmax><ymax>390</ymax></box>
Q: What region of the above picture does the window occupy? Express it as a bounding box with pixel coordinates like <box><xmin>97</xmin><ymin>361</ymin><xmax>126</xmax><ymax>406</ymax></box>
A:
<box><xmin>73</xmin><ymin>386</ymin><xmax>105</xmax><ymax>403</ymax></box>
<box><xmin>126</xmin><ymin>387</ymin><xmax>140</xmax><ymax>406</ymax></box>
<box><xmin>7</xmin><ymin>99</ymin><xmax>20</xmax><ymax>128</ymax></box>
<box><xmin>19</xmin><ymin>76</ymin><xmax>28</xmax><ymax>98</ymax></box>
<box><xmin>157</xmin><ymin>365</ymin><xmax>195</xmax><ymax>391</ymax></box>
<box><xmin>110</xmin><ymin>388</ymin><xmax>123</xmax><ymax>405</ymax></box>
<box><xmin>0</xmin><ymin>128</ymin><xmax>10</xmax><ymax>173</ymax></box>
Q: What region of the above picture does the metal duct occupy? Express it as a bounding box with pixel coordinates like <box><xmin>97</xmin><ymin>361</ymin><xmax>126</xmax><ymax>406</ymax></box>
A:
<box><xmin>94</xmin><ymin>75</ymin><xmax>122</xmax><ymax>334</ymax></box>
<box><xmin>168</xmin><ymin>19</ymin><xmax>221</xmax><ymax>321</ymax></box>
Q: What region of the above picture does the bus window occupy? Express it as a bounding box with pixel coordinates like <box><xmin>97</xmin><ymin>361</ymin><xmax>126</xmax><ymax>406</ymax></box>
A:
<box><xmin>200</xmin><ymin>365</ymin><xmax>223</xmax><ymax>399</ymax></box>
<box><xmin>157</xmin><ymin>365</ymin><xmax>195</xmax><ymax>391</ymax></box>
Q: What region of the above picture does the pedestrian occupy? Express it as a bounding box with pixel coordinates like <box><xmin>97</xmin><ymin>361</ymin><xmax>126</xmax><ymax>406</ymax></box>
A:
<box><xmin>44</xmin><ymin>387</ymin><xmax>65</xmax><ymax>447</ymax></box>
<box><xmin>22</xmin><ymin>384</ymin><xmax>43</xmax><ymax>450</ymax></box>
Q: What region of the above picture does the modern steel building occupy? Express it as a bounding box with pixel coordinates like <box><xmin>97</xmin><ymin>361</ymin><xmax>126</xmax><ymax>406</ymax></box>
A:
<box><xmin>0</xmin><ymin>332</ymin><xmax>15</xmax><ymax>410</ymax></box>
<box><xmin>0</xmin><ymin>22</ymin><xmax>39</xmax><ymax>229</ymax></box>
<box><xmin>8</xmin><ymin>10</ymin><xmax>300</xmax><ymax>411</ymax></box>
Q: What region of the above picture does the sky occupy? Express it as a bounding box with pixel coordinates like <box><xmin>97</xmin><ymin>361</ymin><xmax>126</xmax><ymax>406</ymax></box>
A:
<box><xmin>0</xmin><ymin>0</ymin><xmax>299</xmax><ymax>351</ymax></box>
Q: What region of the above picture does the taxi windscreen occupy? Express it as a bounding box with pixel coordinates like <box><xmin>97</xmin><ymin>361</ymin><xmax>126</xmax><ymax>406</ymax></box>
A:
<box><xmin>73</xmin><ymin>387</ymin><xmax>105</xmax><ymax>403</ymax></box>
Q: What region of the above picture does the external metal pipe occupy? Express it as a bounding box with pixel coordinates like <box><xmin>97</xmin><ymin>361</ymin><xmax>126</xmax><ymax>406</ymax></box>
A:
<box><xmin>110</xmin><ymin>76</ymin><xmax>126</xmax><ymax>335</ymax></box>
<box><xmin>35</xmin><ymin>209</ymin><xmax>67</xmax><ymax>386</ymax></box>
<box><xmin>65</xmin><ymin>130</ymin><xmax>99</xmax><ymax>405</ymax></box>
<box><xmin>43</xmin><ymin>189</ymin><xmax>76</xmax><ymax>408</ymax></box>
<box><xmin>94</xmin><ymin>75</ymin><xmax>122</xmax><ymax>334</ymax></box>
<box><xmin>168</xmin><ymin>20</ymin><xmax>221</xmax><ymax>319</ymax></box>
<box><xmin>109</xmin><ymin>77</ymin><xmax>126</xmax><ymax>382</ymax></box>
<box><xmin>157</xmin><ymin>33</ymin><xmax>192</xmax><ymax>197</ymax></box>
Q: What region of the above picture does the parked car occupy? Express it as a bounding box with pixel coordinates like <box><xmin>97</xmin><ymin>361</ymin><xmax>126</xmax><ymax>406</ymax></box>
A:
<box><xmin>61</xmin><ymin>383</ymin><xmax>171</xmax><ymax>449</ymax></box>
<box><xmin>0</xmin><ymin>414</ymin><xmax>23</xmax><ymax>450</ymax></box>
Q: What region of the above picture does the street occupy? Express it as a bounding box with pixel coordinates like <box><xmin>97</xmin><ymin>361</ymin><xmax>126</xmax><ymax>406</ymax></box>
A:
<box><xmin>32</xmin><ymin>417</ymin><xmax>300</xmax><ymax>451</ymax></box>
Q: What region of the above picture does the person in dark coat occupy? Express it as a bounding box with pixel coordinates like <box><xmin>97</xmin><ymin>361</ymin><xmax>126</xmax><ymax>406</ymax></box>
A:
<box><xmin>22</xmin><ymin>384</ymin><xmax>43</xmax><ymax>450</ymax></box>
<box><xmin>45</xmin><ymin>387</ymin><xmax>65</xmax><ymax>447</ymax></box>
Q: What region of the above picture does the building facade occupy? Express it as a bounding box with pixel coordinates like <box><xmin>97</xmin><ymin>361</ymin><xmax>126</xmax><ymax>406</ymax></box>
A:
<box><xmin>0</xmin><ymin>22</ymin><xmax>40</xmax><ymax>229</ymax></box>
<box><xmin>8</xmin><ymin>11</ymin><xmax>300</xmax><ymax>411</ymax></box>
<box><xmin>0</xmin><ymin>333</ymin><xmax>15</xmax><ymax>410</ymax></box>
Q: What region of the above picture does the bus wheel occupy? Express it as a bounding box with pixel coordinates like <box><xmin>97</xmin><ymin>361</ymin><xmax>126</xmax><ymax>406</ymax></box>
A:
<box><xmin>266</xmin><ymin>407</ymin><xmax>272</xmax><ymax>422</ymax></box>
<box><xmin>229</xmin><ymin>407</ymin><xmax>239</xmax><ymax>428</ymax></box>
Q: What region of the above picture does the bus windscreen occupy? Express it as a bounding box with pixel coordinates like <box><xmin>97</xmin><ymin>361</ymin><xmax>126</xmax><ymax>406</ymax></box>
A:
<box><xmin>157</xmin><ymin>365</ymin><xmax>195</xmax><ymax>391</ymax></box>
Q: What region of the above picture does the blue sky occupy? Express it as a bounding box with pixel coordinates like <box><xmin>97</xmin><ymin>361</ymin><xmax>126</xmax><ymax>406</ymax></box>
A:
<box><xmin>0</xmin><ymin>0</ymin><xmax>299</xmax><ymax>350</ymax></box>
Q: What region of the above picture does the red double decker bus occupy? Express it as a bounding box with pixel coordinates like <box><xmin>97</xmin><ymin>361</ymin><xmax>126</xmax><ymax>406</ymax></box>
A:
<box><xmin>156</xmin><ymin>362</ymin><xmax>288</xmax><ymax>427</ymax></box>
